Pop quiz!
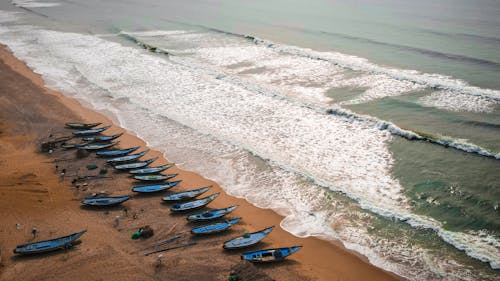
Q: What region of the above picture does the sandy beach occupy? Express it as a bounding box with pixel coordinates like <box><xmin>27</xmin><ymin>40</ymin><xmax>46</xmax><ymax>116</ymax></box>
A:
<box><xmin>0</xmin><ymin>44</ymin><xmax>403</xmax><ymax>281</ymax></box>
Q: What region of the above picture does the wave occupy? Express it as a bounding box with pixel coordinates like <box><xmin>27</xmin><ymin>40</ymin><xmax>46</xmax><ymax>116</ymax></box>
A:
<box><xmin>325</xmin><ymin>107</ymin><xmax>500</xmax><ymax>160</ymax></box>
<box><xmin>317</xmin><ymin>30</ymin><xmax>500</xmax><ymax>68</ymax></box>
<box><xmin>243</xmin><ymin>35</ymin><xmax>500</xmax><ymax>101</ymax></box>
<box><xmin>117</xmin><ymin>32</ymin><xmax>172</xmax><ymax>56</ymax></box>
<box><xmin>117</xmin><ymin>31</ymin><xmax>500</xmax><ymax>160</ymax></box>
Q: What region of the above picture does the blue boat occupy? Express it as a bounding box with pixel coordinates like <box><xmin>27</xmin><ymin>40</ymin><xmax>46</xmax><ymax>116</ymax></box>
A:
<box><xmin>96</xmin><ymin>146</ymin><xmax>139</xmax><ymax>157</ymax></box>
<box><xmin>106</xmin><ymin>150</ymin><xmax>149</xmax><ymax>164</ymax></box>
<box><xmin>65</xmin><ymin>122</ymin><xmax>101</xmax><ymax>129</ymax></box>
<box><xmin>162</xmin><ymin>186</ymin><xmax>211</xmax><ymax>202</ymax></box>
<box><xmin>61</xmin><ymin>142</ymin><xmax>89</xmax><ymax>149</ymax></box>
<box><xmin>13</xmin><ymin>231</ymin><xmax>86</xmax><ymax>255</ymax></box>
<box><xmin>79</xmin><ymin>141</ymin><xmax>120</xmax><ymax>150</ymax></box>
<box><xmin>191</xmin><ymin>218</ymin><xmax>241</xmax><ymax>235</ymax></box>
<box><xmin>82</xmin><ymin>132</ymin><xmax>123</xmax><ymax>142</ymax></box>
<box><xmin>223</xmin><ymin>226</ymin><xmax>274</xmax><ymax>249</ymax></box>
<box><xmin>132</xmin><ymin>180</ymin><xmax>182</xmax><ymax>193</ymax></box>
<box><xmin>187</xmin><ymin>205</ymin><xmax>238</xmax><ymax>222</ymax></box>
<box><xmin>72</xmin><ymin>125</ymin><xmax>111</xmax><ymax>136</ymax></box>
<box><xmin>241</xmin><ymin>246</ymin><xmax>302</xmax><ymax>263</ymax></box>
<box><xmin>134</xmin><ymin>173</ymin><xmax>178</xmax><ymax>182</ymax></box>
<box><xmin>170</xmin><ymin>193</ymin><xmax>220</xmax><ymax>212</ymax></box>
<box><xmin>114</xmin><ymin>157</ymin><xmax>157</xmax><ymax>170</ymax></box>
<box><xmin>129</xmin><ymin>163</ymin><xmax>175</xmax><ymax>175</ymax></box>
<box><xmin>82</xmin><ymin>196</ymin><xmax>130</xmax><ymax>206</ymax></box>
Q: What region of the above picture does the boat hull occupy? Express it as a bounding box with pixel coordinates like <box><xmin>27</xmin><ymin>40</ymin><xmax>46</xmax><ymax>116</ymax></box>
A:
<box><xmin>13</xmin><ymin>231</ymin><xmax>86</xmax><ymax>255</ymax></box>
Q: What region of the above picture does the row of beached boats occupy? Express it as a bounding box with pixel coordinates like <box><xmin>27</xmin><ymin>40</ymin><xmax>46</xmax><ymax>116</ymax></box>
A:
<box><xmin>13</xmin><ymin>122</ymin><xmax>302</xmax><ymax>263</ymax></box>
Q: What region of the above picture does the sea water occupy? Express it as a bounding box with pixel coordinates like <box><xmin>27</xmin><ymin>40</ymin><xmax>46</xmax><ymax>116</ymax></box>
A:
<box><xmin>0</xmin><ymin>0</ymin><xmax>498</xmax><ymax>280</ymax></box>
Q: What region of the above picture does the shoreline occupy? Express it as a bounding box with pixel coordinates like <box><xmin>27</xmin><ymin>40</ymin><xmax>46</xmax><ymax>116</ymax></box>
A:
<box><xmin>0</xmin><ymin>44</ymin><xmax>403</xmax><ymax>281</ymax></box>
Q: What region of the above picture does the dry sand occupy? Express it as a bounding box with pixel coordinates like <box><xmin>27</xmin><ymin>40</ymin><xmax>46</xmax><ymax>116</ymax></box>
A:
<box><xmin>0</xmin><ymin>45</ymin><xmax>403</xmax><ymax>281</ymax></box>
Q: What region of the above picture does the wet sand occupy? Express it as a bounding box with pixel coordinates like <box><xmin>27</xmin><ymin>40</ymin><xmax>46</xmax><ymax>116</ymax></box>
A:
<box><xmin>0</xmin><ymin>45</ymin><xmax>403</xmax><ymax>281</ymax></box>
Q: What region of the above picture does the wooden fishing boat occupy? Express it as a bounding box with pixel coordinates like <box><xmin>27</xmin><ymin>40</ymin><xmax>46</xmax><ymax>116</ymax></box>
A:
<box><xmin>162</xmin><ymin>186</ymin><xmax>211</xmax><ymax>202</ymax></box>
<box><xmin>79</xmin><ymin>141</ymin><xmax>119</xmax><ymax>150</ymax></box>
<box><xmin>96</xmin><ymin>146</ymin><xmax>139</xmax><ymax>157</ymax></box>
<box><xmin>61</xmin><ymin>142</ymin><xmax>89</xmax><ymax>149</ymax></box>
<box><xmin>82</xmin><ymin>196</ymin><xmax>130</xmax><ymax>206</ymax></box>
<box><xmin>132</xmin><ymin>180</ymin><xmax>182</xmax><ymax>193</ymax></box>
<box><xmin>65</xmin><ymin>122</ymin><xmax>101</xmax><ymax>129</ymax></box>
<box><xmin>223</xmin><ymin>226</ymin><xmax>274</xmax><ymax>249</ymax></box>
<box><xmin>170</xmin><ymin>193</ymin><xmax>220</xmax><ymax>212</ymax></box>
<box><xmin>13</xmin><ymin>231</ymin><xmax>86</xmax><ymax>255</ymax></box>
<box><xmin>72</xmin><ymin>125</ymin><xmax>111</xmax><ymax>136</ymax></box>
<box><xmin>106</xmin><ymin>150</ymin><xmax>149</xmax><ymax>164</ymax></box>
<box><xmin>129</xmin><ymin>163</ymin><xmax>174</xmax><ymax>175</ymax></box>
<box><xmin>187</xmin><ymin>205</ymin><xmax>238</xmax><ymax>222</ymax></box>
<box><xmin>82</xmin><ymin>132</ymin><xmax>123</xmax><ymax>142</ymax></box>
<box><xmin>134</xmin><ymin>174</ymin><xmax>178</xmax><ymax>182</ymax></box>
<box><xmin>191</xmin><ymin>218</ymin><xmax>241</xmax><ymax>235</ymax></box>
<box><xmin>114</xmin><ymin>157</ymin><xmax>157</xmax><ymax>170</ymax></box>
<box><xmin>240</xmin><ymin>246</ymin><xmax>302</xmax><ymax>263</ymax></box>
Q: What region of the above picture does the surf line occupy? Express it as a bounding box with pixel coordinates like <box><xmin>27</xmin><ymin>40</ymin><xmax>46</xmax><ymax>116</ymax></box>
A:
<box><xmin>326</xmin><ymin>108</ymin><xmax>500</xmax><ymax>160</ymax></box>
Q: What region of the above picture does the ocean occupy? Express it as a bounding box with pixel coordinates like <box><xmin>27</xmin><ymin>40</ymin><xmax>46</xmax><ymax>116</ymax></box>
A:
<box><xmin>0</xmin><ymin>0</ymin><xmax>499</xmax><ymax>279</ymax></box>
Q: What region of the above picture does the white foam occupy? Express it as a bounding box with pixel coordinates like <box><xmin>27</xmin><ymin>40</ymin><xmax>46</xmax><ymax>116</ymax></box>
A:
<box><xmin>1</xmin><ymin>22</ymin><xmax>499</xmax><ymax>278</ymax></box>
<box><xmin>419</xmin><ymin>90</ymin><xmax>499</xmax><ymax>113</ymax></box>
<box><xmin>249</xmin><ymin>37</ymin><xmax>500</xmax><ymax>102</ymax></box>
<box><xmin>11</xmin><ymin>0</ymin><xmax>60</xmax><ymax>8</ymax></box>
<box><xmin>143</xmin><ymin>30</ymin><xmax>500</xmax><ymax>113</ymax></box>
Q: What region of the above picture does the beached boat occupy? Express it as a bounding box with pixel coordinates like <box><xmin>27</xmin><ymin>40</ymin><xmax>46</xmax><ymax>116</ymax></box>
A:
<box><xmin>129</xmin><ymin>163</ymin><xmax>174</xmax><ymax>175</ymax></box>
<box><xmin>82</xmin><ymin>132</ymin><xmax>123</xmax><ymax>142</ymax></box>
<box><xmin>162</xmin><ymin>186</ymin><xmax>211</xmax><ymax>202</ymax></box>
<box><xmin>72</xmin><ymin>125</ymin><xmax>111</xmax><ymax>136</ymax></box>
<box><xmin>191</xmin><ymin>218</ymin><xmax>241</xmax><ymax>235</ymax></box>
<box><xmin>187</xmin><ymin>205</ymin><xmax>238</xmax><ymax>222</ymax></box>
<box><xmin>170</xmin><ymin>193</ymin><xmax>220</xmax><ymax>212</ymax></box>
<box><xmin>79</xmin><ymin>141</ymin><xmax>119</xmax><ymax>150</ymax></box>
<box><xmin>241</xmin><ymin>246</ymin><xmax>302</xmax><ymax>263</ymax></box>
<box><xmin>61</xmin><ymin>142</ymin><xmax>89</xmax><ymax>149</ymax></box>
<box><xmin>13</xmin><ymin>231</ymin><xmax>86</xmax><ymax>255</ymax></box>
<box><xmin>65</xmin><ymin>122</ymin><xmax>101</xmax><ymax>129</ymax></box>
<box><xmin>82</xmin><ymin>196</ymin><xmax>130</xmax><ymax>206</ymax></box>
<box><xmin>134</xmin><ymin>174</ymin><xmax>178</xmax><ymax>182</ymax></box>
<box><xmin>96</xmin><ymin>146</ymin><xmax>139</xmax><ymax>157</ymax></box>
<box><xmin>132</xmin><ymin>180</ymin><xmax>182</xmax><ymax>193</ymax></box>
<box><xmin>223</xmin><ymin>226</ymin><xmax>274</xmax><ymax>249</ymax></box>
<box><xmin>106</xmin><ymin>150</ymin><xmax>149</xmax><ymax>164</ymax></box>
<box><xmin>114</xmin><ymin>157</ymin><xmax>157</xmax><ymax>170</ymax></box>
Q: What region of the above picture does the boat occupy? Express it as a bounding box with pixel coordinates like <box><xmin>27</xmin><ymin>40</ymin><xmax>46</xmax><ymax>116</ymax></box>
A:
<box><xmin>129</xmin><ymin>163</ymin><xmax>175</xmax><ymax>175</ymax></box>
<box><xmin>96</xmin><ymin>146</ymin><xmax>139</xmax><ymax>157</ymax></box>
<box><xmin>72</xmin><ymin>125</ymin><xmax>111</xmax><ymax>136</ymax></box>
<box><xmin>82</xmin><ymin>196</ymin><xmax>130</xmax><ymax>206</ymax></box>
<box><xmin>114</xmin><ymin>157</ymin><xmax>157</xmax><ymax>170</ymax></box>
<box><xmin>13</xmin><ymin>231</ymin><xmax>86</xmax><ymax>255</ymax></box>
<box><xmin>223</xmin><ymin>226</ymin><xmax>274</xmax><ymax>249</ymax></box>
<box><xmin>79</xmin><ymin>141</ymin><xmax>119</xmax><ymax>150</ymax></box>
<box><xmin>191</xmin><ymin>218</ymin><xmax>241</xmax><ymax>235</ymax></box>
<box><xmin>82</xmin><ymin>132</ymin><xmax>123</xmax><ymax>142</ymax></box>
<box><xmin>162</xmin><ymin>186</ymin><xmax>211</xmax><ymax>202</ymax></box>
<box><xmin>106</xmin><ymin>150</ymin><xmax>149</xmax><ymax>164</ymax></box>
<box><xmin>241</xmin><ymin>246</ymin><xmax>302</xmax><ymax>263</ymax></box>
<box><xmin>134</xmin><ymin>174</ymin><xmax>178</xmax><ymax>182</ymax></box>
<box><xmin>187</xmin><ymin>205</ymin><xmax>238</xmax><ymax>222</ymax></box>
<box><xmin>61</xmin><ymin>142</ymin><xmax>89</xmax><ymax>149</ymax></box>
<box><xmin>65</xmin><ymin>122</ymin><xmax>101</xmax><ymax>129</ymax></box>
<box><xmin>170</xmin><ymin>193</ymin><xmax>220</xmax><ymax>212</ymax></box>
<box><xmin>132</xmin><ymin>180</ymin><xmax>182</xmax><ymax>193</ymax></box>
